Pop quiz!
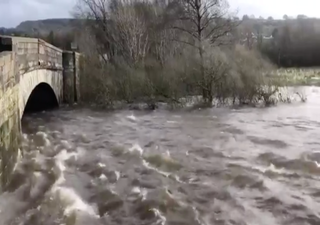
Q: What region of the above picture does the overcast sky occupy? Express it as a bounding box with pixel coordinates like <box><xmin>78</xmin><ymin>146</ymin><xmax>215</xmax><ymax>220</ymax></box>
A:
<box><xmin>229</xmin><ymin>0</ymin><xmax>319</xmax><ymax>19</ymax></box>
<box><xmin>0</xmin><ymin>0</ymin><xmax>76</xmax><ymax>27</ymax></box>
<box><xmin>0</xmin><ymin>0</ymin><xmax>319</xmax><ymax>27</ymax></box>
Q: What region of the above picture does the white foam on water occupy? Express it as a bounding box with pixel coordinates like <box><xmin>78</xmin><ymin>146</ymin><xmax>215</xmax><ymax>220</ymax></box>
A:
<box><xmin>52</xmin><ymin>130</ymin><xmax>61</xmax><ymax>135</ymax></box>
<box><xmin>126</xmin><ymin>185</ymin><xmax>147</xmax><ymax>201</ymax></box>
<box><xmin>128</xmin><ymin>144</ymin><xmax>144</xmax><ymax>156</ymax></box>
<box><xmin>127</xmin><ymin>186</ymin><xmax>146</xmax><ymax>201</ymax></box>
<box><xmin>44</xmin><ymin>138</ymin><xmax>51</xmax><ymax>147</ymax></box>
<box><xmin>108</xmin><ymin>170</ymin><xmax>120</xmax><ymax>182</ymax></box>
<box><xmin>131</xmin><ymin>186</ymin><xmax>141</xmax><ymax>194</ymax></box>
<box><xmin>150</xmin><ymin>208</ymin><xmax>166</xmax><ymax>225</ymax></box>
<box><xmin>256</xmin><ymin>163</ymin><xmax>296</xmax><ymax>176</ymax></box>
<box><xmin>127</xmin><ymin>114</ymin><xmax>137</xmax><ymax>122</ymax></box>
<box><xmin>192</xmin><ymin>206</ymin><xmax>206</xmax><ymax>225</ymax></box>
<box><xmin>12</xmin><ymin>148</ymin><xmax>23</xmax><ymax>172</ymax></box>
<box><xmin>142</xmin><ymin>159</ymin><xmax>171</xmax><ymax>177</ymax></box>
<box><xmin>99</xmin><ymin>174</ymin><xmax>107</xmax><ymax>181</ymax></box>
<box><xmin>36</xmin><ymin>131</ymin><xmax>48</xmax><ymax>139</ymax></box>
<box><xmin>114</xmin><ymin>171</ymin><xmax>120</xmax><ymax>181</ymax></box>
<box><xmin>29</xmin><ymin>172</ymin><xmax>47</xmax><ymax>199</ymax></box>
<box><xmin>172</xmin><ymin>174</ymin><xmax>185</xmax><ymax>184</ymax></box>
<box><xmin>51</xmin><ymin>163</ymin><xmax>66</xmax><ymax>189</ymax></box>
<box><xmin>98</xmin><ymin>162</ymin><xmax>106</xmax><ymax>168</ymax></box>
<box><xmin>79</xmin><ymin>133</ymin><xmax>90</xmax><ymax>143</ymax></box>
<box><xmin>35</xmin><ymin>131</ymin><xmax>51</xmax><ymax>147</ymax></box>
<box><xmin>21</xmin><ymin>133</ymin><xmax>28</xmax><ymax>141</ymax></box>
<box><xmin>187</xmin><ymin>177</ymin><xmax>198</xmax><ymax>184</ymax></box>
<box><xmin>50</xmin><ymin>148</ymin><xmax>99</xmax><ymax>218</ymax></box>
<box><xmin>55</xmin><ymin>186</ymin><xmax>98</xmax><ymax>217</ymax></box>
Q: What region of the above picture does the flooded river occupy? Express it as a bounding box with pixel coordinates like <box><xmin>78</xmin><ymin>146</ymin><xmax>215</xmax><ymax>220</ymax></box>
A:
<box><xmin>1</xmin><ymin>86</ymin><xmax>320</xmax><ymax>225</ymax></box>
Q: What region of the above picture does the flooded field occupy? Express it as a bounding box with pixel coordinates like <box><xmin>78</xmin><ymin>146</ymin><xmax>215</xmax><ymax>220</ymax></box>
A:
<box><xmin>1</xmin><ymin>86</ymin><xmax>320</xmax><ymax>225</ymax></box>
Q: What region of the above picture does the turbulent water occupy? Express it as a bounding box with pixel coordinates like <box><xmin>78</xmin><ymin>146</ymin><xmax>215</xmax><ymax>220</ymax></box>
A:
<box><xmin>1</xmin><ymin>86</ymin><xmax>320</xmax><ymax>225</ymax></box>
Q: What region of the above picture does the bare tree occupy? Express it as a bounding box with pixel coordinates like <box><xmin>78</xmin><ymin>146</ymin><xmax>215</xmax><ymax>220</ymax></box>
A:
<box><xmin>75</xmin><ymin>0</ymin><xmax>151</xmax><ymax>64</ymax></box>
<box><xmin>169</xmin><ymin>0</ymin><xmax>239</xmax><ymax>104</ymax></box>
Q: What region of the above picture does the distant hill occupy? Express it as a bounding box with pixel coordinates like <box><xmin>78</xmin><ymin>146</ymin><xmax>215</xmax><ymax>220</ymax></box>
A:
<box><xmin>0</xmin><ymin>27</ymin><xmax>17</xmax><ymax>35</ymax></box>
<box><xmin>1</xmin><ymin>17</ymin><xmax>320</xmax><ymax>39</ymax></box>
<box><xmin>16</xmin><ymin>18</ymin><xmax>81</xmax><ymax>34</ymax></box>
<box><xmin>0</xmin><ymin>18</ymin><xmax>81</xmax><ymax>36</ymax></box>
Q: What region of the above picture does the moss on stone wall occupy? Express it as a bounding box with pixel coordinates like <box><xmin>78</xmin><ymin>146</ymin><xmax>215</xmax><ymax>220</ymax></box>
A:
<box><xmin>0</xmin><ymin>111</ymin><xmax>20</xmax><ymax>191</ymax></box>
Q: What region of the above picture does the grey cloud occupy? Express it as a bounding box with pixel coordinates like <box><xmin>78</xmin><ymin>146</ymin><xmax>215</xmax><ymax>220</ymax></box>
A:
<box><xmin>0</xmin><ymin>0</ymin><xmax>76</xmax><ymax>27</ymax></box>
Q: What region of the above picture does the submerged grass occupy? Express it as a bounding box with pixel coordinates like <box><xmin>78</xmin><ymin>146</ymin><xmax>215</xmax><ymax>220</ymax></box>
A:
<box><xmin>273</xmin><ymin>68</ymin><xmax>320</xmax><ymax>86</ymax></box>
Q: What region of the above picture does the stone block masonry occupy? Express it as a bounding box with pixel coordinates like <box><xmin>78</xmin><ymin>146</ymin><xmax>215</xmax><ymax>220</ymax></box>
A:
<box><xmin>63</xmin><ymin>51</ymin><xmax>81</xmax><ymax>104</ymax></box>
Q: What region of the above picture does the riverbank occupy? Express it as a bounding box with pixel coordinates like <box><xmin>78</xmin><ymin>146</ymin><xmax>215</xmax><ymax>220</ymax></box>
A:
<box><xmin>74</xmin><ymin>86</ymin><xmax>308</xmax><ymax>112</ymax></box>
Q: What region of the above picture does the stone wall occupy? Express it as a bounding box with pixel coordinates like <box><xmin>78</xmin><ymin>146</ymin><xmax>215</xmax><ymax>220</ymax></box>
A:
<box><xmin>0</xmin><ymin>51</ymin><xmax>20</xmax><ymax>191</ymax></box>
<box><xmin>63</xmin><ymin>51</ymin><xmax>81</xmax><ymax>104</ymax></box>
<box><xmin>0</xmin><ymin>52</ymin><xmax>15</xmax><ymax>125</ymax></box>
<box><xmin>0</xmin><ymin>112</ymin><xmax>20</xmax><ymax>190</ymax></box>
<box><xmin>74</xmin><ymin>52</ymin><xmax>81</xmax><ymax>102</ymax></box>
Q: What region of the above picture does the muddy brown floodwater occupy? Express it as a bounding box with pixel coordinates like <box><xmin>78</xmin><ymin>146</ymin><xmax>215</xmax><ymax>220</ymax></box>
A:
<box><xmin>1</xmin><ymin>87</ymin><xmax>320</xmax><ymax>225</ymax></box>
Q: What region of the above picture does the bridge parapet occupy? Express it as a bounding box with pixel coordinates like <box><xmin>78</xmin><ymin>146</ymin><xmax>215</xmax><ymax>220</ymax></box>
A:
<box><xmin>8</xmin><ymin>36</ymin><xmax>63</xmax><ymax>75</ymax></box>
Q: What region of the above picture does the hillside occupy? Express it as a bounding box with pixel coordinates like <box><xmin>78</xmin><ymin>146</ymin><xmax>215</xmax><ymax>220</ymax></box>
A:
<box><xmin>16</xmin><ymin>18</ymin><xmax>81</xmax><ymax>34</ymax></box>
<box><xmin>0</xmin><ymin>18</ymin><xmax>80</xmax><ymax>36</ymax></box>
<box><xmin>1</xmin><ymin>17</ymin><xmax>320</xmax><ymax>39</ymax></box>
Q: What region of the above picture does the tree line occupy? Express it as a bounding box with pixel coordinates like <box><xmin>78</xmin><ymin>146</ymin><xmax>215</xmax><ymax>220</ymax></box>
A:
<box><xmin>261</xmin><ymin>18</ymin><xmax>320</xmax><ymax>67</ymax></box>
<box><xmin>35</xmin><ymin>13</ymin><xmax>320</xmax><ymax>69</ymax></box>
<box><xmin>237</xmin><ymin>16</ymin><xmax>320</xmax><ymax>67</ymax></box>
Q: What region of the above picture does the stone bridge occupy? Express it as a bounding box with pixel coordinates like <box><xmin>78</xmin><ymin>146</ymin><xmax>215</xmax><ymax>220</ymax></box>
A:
<box><xmin>0</xmin><ymin>35</ymin><xmax>80</xmax><ymax>190</ymax></box>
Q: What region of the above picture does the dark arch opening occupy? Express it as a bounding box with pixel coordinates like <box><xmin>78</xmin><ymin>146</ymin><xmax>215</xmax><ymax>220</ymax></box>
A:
<box><xmin>23</xmin><ymin>83</ymin><xmax>59</xmax><ymax>114</ymax></box>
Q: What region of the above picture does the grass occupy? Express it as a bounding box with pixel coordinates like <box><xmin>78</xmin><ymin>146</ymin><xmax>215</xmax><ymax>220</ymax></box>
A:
<box><xmin>271</xmin><ymin>67</ymin><xmax>320</xmax><ymax>86</ymax></box>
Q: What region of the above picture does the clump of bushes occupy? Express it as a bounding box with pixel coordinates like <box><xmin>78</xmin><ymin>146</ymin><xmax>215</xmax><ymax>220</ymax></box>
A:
<box><xmin>79</xmin><ymin>43</ymin><xmax>283</xmax><ymax>109</ymax></box>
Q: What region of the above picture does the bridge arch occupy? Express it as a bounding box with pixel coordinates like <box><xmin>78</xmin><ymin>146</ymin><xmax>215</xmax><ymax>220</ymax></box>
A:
<box><xmin>19</xmin><ymin>69</ymin><xmax>63</xmax><ymax>118</ymax></box>
<box><xmin>24</xmin><ymin>82</ymin><xmax>59</xmax><ymax>114</ymax></box>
